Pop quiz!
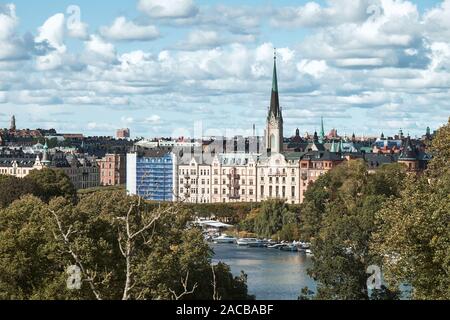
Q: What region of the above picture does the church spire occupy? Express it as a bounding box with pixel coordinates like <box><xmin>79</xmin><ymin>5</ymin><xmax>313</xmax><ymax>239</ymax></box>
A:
<box><xmin>269</xmin><ymin>49</ymin><xmax>281</xmax><ymax>120</ymax></box>
<box><xmin>265</xmin><ymin>49</ymin><xmax>284</xmax><ymax>154</ymax></box>
<box><xmin>319</xmin><ymin>117</ymin><xmax>325</xmax><ymax>144</ymax></box>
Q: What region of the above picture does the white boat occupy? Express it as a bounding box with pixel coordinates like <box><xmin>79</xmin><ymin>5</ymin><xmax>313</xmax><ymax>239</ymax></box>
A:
<box><xmin>236</xmin><ymin>238</ymin><xmax>259</xmax><ymax>246</ymax></box>
<box><xmin>280</xmin><ymin>244</ymin><xmax>298</xmax><ymax>252</ymax></box>
<box><xmin>267</xmin><ymin>243</ymin><xmax>284</xmax><ymax>249</ymax></box>
<box><xmin>305</xmin><ymin>249</ymin><xmax>313</xmax><ymax>256</ymax></box>
<box><xmin>213</xmin><ymin>235</ymin><xmax>237</xmax><ymax>244</ymax></box>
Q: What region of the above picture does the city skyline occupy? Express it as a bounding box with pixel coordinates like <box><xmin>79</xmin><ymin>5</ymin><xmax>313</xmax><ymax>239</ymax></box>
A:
<box><xmin>1</xmin><ymin>0</ymin><xmax>450</xmax><ymax>137</ymax></box>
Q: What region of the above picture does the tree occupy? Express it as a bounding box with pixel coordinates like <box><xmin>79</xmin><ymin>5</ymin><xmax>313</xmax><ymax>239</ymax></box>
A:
<box><xmin>0</xmin><ymin>175</ymin><xmax>40</xmax><ymax>208</ymax></box>
<box><xmin>372</xmin><ymin>120</ymin><xmax>450</xmax><ymax>300</ymax></box>
<box><xmin>300</xmin><ymin>160</ymin><xmax>405</xmax><ymax>299</ymax></box>
<box><xmin>27</xmin><ymin>168</ymin><xmax>77</xmax><ymax>203</ymax></box>
<box><xmin>0</xmin><ymin>190</ymin><xmax>251</xmax><ymax>300</ymax></box>
<box><xmin>426</xmin><ymin>117</ymin><xmax>450</xmax><ymax>178</ymax></box>
<box><xmin>253</xmin><ymin>199</ymin><xmax>298</xmax><ymax>240</ymax></box>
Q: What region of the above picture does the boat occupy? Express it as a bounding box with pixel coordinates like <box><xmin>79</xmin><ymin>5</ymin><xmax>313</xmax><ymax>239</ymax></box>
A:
<box><xmin>236</xmin><ymin>238</ymin><xmax>259</xmax><ymax>246</ymax></box>
<box><xmin>305</xmin><ymin>249</ymin><xmax>313</xmax><ymax>256</ymax></box>
<box><xmin>280</xmin><ymin>244</ymin><xmax>298</xmax><ymax>252</ymax></box>
<box><xmin>213</xmin><ymin>235</ymin><xmax>237</xmax><ymax>244</ymax></box>
<box><xmin>267</xmin><ymin>243</ymin><xmax>284</xmax><ymax>249</ymax></box>
<box><xmin>297</xmin><ymin>242</ymin><xmax>311</xmax><ymax>250</ymax></box>
<box><xmin>247</xmin><ymin>240</ymin><xmax>267</xmax><ymax>248</ymax></box>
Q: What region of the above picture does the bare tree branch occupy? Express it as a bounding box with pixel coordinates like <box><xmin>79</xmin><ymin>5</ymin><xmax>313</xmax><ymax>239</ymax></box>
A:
<box><xmin>211</xmin><ymin>265</ymin><xmax>221</xmax><ymax>300</ymax></box>
<box><xmin>49</xmin><ymin>209</ymin><xmax>103</xmax><ymax>300</ymax></box>
<box><xmin>169</xmin><ymin>271</ymin><xmax>198</xmax><ymax>300</ymax></box>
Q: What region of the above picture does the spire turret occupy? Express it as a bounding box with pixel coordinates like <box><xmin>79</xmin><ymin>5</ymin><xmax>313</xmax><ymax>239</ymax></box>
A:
<box><xmin>268</xmin><ymin>49</ymin><xmax>281</xmax><ymax>120</ymax></box>
<box><xmin>319</xmin><ymin>117</ymin><xmax>325</xmax><ymax>144</ymax></box>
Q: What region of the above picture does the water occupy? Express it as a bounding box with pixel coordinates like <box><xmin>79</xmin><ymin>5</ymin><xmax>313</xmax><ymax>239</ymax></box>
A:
<box><xmin>211</xmin><ymin>243</ymin><xmax>317</xmax><ymax>300</ymax></box>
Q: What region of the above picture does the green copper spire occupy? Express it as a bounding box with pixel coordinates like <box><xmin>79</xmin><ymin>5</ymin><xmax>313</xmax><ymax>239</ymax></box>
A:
<box><xmin>319</xmin><ymin>117</ymin><xmax>325</xmax><ymax>143</ymax></box>
<box><xmin>272</xmin><ymin>50</ymin><xmax>278</xmax><ymax>93</ymax></box>
<box><xmin>330</xmin><ymin>140</ymin><xmax>337</xmax><ymax>153</ymax></box>
<box><xmin>268</xmin><ymin>48</ymin><xmax>281</xmax><ymax>119</ymax></box>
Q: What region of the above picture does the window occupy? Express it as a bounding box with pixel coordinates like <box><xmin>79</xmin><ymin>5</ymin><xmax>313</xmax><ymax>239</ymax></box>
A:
<box><xmin>291</xmin><ymin>186</ymin><xmax>296</xmax><ymax>197</ymax></box>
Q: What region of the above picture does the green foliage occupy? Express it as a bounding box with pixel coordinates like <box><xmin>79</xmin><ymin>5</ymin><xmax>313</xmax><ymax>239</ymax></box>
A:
<box><xmin>0</xmin><ymin>175</ymin><xmax>41</xmax><ymax>208</ymax></box>
<box><xmin>238</xmin><ymin>199</ymin><xmax>300</xmax><ymax>241</ymax></box>
<box><xmin>0</xmin><ymin>190</ymin><xmax>251</xmax><ymax>300</ymax></box>
<box><xmin>427</xmin><ymin>117</ymin><xmax>450</xmax><ymax>178</ymax></box>
<box><xmin>300</xmin><ymin>160</ymin><xmax>406</xmax><ymax>300</ymax></box>
<box><xmin>371</xmin><ymin>120</ymin><xmax>450</xmax><ymax>300</ymax></box>
<box><xmin>27</xmin><ymin>168</ymin><xmax>77</xmax><ymax>203</ymax></box>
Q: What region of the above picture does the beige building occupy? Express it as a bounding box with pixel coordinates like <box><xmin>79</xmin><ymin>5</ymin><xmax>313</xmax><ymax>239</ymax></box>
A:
<box><xmin>257</xmin><ymin>152</ymin><xmax>302</xmax><ymax>204</ymax></box>
<box><xmin>178</xmin><ymin>156</ymin><xmax>212</xmax><ymax>204</ymax></box>
<box><xmin>0</xmin><ymin>144</ymin><xmax>100</xmax><ymax>190</ymax></box>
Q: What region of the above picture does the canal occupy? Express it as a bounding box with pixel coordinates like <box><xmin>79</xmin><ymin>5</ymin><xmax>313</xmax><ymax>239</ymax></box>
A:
<box><xmin>211</xmin><ymin>243</ymin><xmax>317</xmax><ymax>300</ymax></box>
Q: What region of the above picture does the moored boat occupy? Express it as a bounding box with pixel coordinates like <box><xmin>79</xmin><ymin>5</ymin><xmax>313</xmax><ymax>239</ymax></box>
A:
<box><xmin>280</xmin><ymin>244</ymin><xmax>298</xmax><ymax>252</ymax></box>
<box><xmin>213</xmin><ymin>235</ymin><xmax>237</xmax><ymax>244</ymax></box>
<box><xmin>237</xmin><ymin>238</ymin><xmax>259</xmax><ymax>246</ymax></box>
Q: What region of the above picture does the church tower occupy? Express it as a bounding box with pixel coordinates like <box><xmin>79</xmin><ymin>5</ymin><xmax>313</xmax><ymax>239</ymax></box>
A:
<box><xmin>265</xmin><ymin>51</ymin><xmax>283</xmax><ymax>154</ymax></box>
<box><xmin>10</xmin><ymin>115</ymin><xmax>16</xmax><ymax>131</ymax></box>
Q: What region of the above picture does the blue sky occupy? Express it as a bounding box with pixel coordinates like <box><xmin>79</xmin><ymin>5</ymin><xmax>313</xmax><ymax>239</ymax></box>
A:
<box><xmin>0</xmin><ymin>0</ymin><xmax>449</xmax><ymax>139</ymax></box>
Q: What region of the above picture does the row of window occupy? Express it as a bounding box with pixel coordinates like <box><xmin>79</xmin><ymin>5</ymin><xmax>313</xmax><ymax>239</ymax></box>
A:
<box><xmin>0</xmin><ymin>168</ymin><xmax>31</xmax><ymax>175</ymax></box>
<box><xmin>260</xmin><ymin>186</ymin><xmax>296</xmax><ymax>198</ymax></box>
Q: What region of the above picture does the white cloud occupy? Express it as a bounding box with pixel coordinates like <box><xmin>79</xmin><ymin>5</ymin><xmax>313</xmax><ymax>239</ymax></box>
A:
<box><xmin>83</xmin><ymin>35</ymin><xmax>117</xmax><ymax>65</ymax></box>
<box><xmin>67</xmin><ymin>21</ymin><xmax>89</xmax><ymax>40</ymax></box>
<box><xmin>34</xmin><ymin>13</ymin><xmax>67</xmax><ymax>71</ymax></box>
<box><xmin>100</xmin><ymin>17</ymin><xmax>160</xmax><ymax>41</ymax></box>
<box><xmin>0</xmin><ymin>4</ymin><xmax>28</xmax><ymax>61</ymax></box>
<box><xmin>176</xmin><ymin>29</ymin><xmax>255</xmax><ymax>50</ymax></box>
<box><xmin>271</xmin><ymin>0</ymin><xmax>371</xmax><ymax>28</ymax></box>
<box><xmin>138</xmin><ymin>0</ymin><xmax>198</xmax><ymax>19</ymax></box>
<box><xmin>145</xmin><ymin>115</ymin><xmax>161</xmax><ymax>124</ymax></box>
<box><xmin>1</xmin><ymin>1</ymin><xmax>450</xmax><ymax>136</ymax></box>
<box><xmin>424</xmin><ymin>0</ymin><xmax>450</xmax><ymax>42</ymax></box>
<box><xmin>35</xmin><ymin>13</ymin><xmax>66</xmax><ymax>52</ymax></box>
<box><xmin>297</xmin><ymin>60</ymin><xmax>328</xmax><ymax>78</ymax></box>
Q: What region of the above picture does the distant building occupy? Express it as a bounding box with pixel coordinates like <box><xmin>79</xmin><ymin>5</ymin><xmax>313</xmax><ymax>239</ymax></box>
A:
<box><xmin>0</xmin><ymin>144</ymin><xmax>100</xmax><ymax>189</ymax></box>
<box><xmin>63</xmin><ymin>134</ymin><xmax>84</xmax><ymax>140</ymax></box>
<box><xmin>126</xmin><ymin>149</ymin><xmax>176</xmax><ymax>201</ymax></box>
<box><xmin>98</xmin><ymin>153</ymin><xmax>126</xmax><ymax>186</ymax></box>
<box><xmin>398</xmin><ymin>135</ymin><xmax>431</xmax><ymax>172</ymax></box>
<box><xmin>10</xmin><ymin>115</ymin><xmax>16</xmax><ymax>132</ymax></box>
<box><xmin>116</xmin><ymin>128</ymin><xmax>130</xmax><ymax>139</ymax></box>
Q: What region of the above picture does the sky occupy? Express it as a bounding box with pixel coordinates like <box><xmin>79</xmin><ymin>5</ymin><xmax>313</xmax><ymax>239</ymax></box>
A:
<box><xmin>1</xmin><ymin>0</ymin><xmax>450</xmax><ymax>139</ymax></box>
